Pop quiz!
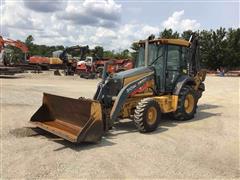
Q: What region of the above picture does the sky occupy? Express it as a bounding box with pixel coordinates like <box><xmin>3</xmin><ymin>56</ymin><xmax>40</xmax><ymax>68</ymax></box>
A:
<box><xmin>0</xmin><ymin>0</ymin><xmax>239</xmax><ymax>50</ymax></box>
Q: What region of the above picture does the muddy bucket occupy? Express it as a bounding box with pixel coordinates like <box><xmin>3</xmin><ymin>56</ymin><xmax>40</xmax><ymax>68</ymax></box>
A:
<box><xmin>30</xmin><ymin>93</ymin><xmax>103</xmax><ymax>143</ymax></box>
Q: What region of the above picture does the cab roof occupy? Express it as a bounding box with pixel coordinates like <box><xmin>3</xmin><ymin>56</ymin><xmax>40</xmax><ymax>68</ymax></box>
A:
<box><xmin>137</xmin><ymin>38</ymin><xmax>190</xmax><ymax>47</ymax></box>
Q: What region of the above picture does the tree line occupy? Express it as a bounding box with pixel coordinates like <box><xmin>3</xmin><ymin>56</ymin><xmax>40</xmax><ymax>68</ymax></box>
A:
<box><xmin>6</xmin><ymin>27</ymin><xmax>240</xmax><ymax>70</ymax></box>
<box><xmin>157</xmin><ymin>28</ymin><xmax>240</xmax><ymax>70</ymax></box>
<box><xmin>23</xmin><ymin>35</ymin><xmax>131</xmax><ymax>60</ymax></box>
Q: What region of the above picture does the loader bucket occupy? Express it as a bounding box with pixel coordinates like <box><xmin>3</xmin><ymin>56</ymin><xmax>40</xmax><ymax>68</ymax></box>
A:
<box><xmin>30</xmin><ymin>93</ymin><xmax>103</xmax><ymax>143</ymax></box>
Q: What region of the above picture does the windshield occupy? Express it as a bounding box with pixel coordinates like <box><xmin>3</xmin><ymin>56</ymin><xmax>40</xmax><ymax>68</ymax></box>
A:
<box><xmin>135</xmin><ymin>44</ymin><xmax>164</xmax><ymax>67</ymax></box>
<box><xmin>135</xmin><ymin>47</ymin><xmax>145</xmax><ymax>67</ymax></box>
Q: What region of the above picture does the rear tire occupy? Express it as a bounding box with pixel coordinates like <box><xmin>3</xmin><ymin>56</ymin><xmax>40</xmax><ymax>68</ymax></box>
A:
<box><xmin>196</xmin><ymin>82</ymin><xmax>205</xmax><ymax>99</ymax></box>
<box><xmin>173</xmin><ymin>85</ymin><xmax>197</xmax><ymax>121</ymax></box>
<box><xmin>134</xmin><ymin>98</ymin><xmax>161</xmax><ymax>133</ymax></box>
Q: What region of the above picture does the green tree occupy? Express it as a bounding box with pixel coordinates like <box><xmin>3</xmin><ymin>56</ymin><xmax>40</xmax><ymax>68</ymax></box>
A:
<box><xmin>114</xmin><ymin>49</ymin><xmax>130</xmax><ymax>59</ymax></box>
<box><xmin>199</xmin><ymin>28</ymin><xmax>227</xmax><ymax>70</ymax></box>
<box><xmin>103</xmin><ymin>50</ymin><xmax>115</xmax><ymax>58</ymax></box>
<box><xmin>93</xmin><ymin>46</ymin><xmax>104</xmax><ymax>59</ymax></box>
<box><xmin>19</xmin><ymin>30</ymin><xmax>240</xmax><ymax>70</ymax></box>
<box><xmin>121</xmin><ymin>49</ymin><xmax>130</xmax><ymax>58</ymax></box>
<box><xmin>24</xmin><ymin>35</ymin><xmax>66</xmax><ymax>57</ymax></box>
<box><xmin>198</xmin><ymin>30</ymin><xmax>213</xmax><ymax>69</ymax></box>
<box><xmin>181</xmin><ymin>30</ymin><xmax>194</xmax><ymax>41</ymax></box>
<box><xmin>160</xmin><ymin>29</ymin><xmax>179</xmax><ymax>38</ymax></box>
<box><xmin>25</xmin><ymin>35</ymin><xmax>34</xmax><ymax>46</ymax></box>
<box><xmin>130</xmin><ymin>42</ymin><xmax>139</xmax><ymax>64</ymax></box>
<box><xmin>225</xmin><ymin>28</ymin><xmax>240</xmax><ymax>69</ymax></box>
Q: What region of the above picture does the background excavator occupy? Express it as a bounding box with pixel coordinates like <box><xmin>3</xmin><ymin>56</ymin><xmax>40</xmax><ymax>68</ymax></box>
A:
<box><xmin>30</xmin><ymin>34</ymin><xmax>206</xmax><ymax>143</ymax></box>
<box><xmin>0</xmin><ymin>35</ymin><xmax>30</xmax><ymax>75</ymax></box>
<box><xmin>53</xmin><ymin>45</ymin><xmax>89</xmax><ymax>75</ymax></box>
<box><xmin>0</xmin><ymin>36</ymin><xmax>28</xmax><ymax>55</ymax></box>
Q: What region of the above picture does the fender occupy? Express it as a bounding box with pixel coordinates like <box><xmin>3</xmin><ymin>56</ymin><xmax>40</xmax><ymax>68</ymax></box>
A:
<box><xmin>110</xmin><ymin>73</ymin><xmax>154</xmax><ymax>122</ymax></box>
<box><xmin>199</xmin><ymin>82</ymin><xmax>205</xmax><ymax>91</ymax></box>
<box><xmin>173</xmin><ymin>75</ymin><xmax>195</xmax><ymax>95</ymax></box>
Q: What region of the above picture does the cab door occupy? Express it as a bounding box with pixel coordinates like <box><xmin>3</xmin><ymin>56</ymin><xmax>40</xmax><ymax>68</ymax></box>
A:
<box><xmin>165</xmin><ymin>45</ymin><xmax>182</xmax><ymax>92</ymax></box>
<box><xmin>148</xmin><ymin>44</ymin><xmax>166</xmax><ymax>93</ymax></box>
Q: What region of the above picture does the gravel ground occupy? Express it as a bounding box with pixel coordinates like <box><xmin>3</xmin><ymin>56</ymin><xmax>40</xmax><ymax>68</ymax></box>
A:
<box><xmin>1</xmin><ymin>71</ymin><xmax>239</xmax><ymax>179</ymax></box>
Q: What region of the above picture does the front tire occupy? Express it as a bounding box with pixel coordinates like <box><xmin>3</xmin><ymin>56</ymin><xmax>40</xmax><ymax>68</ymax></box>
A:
<box><xmin>173</xmin><ymin>85</ymin><xmax>197</xmax><ymax>121</ymax></box>
<box><xmin>134</xmin><ymin>98</ymin><xmax>161</xmax><ymax>133</ymax></box>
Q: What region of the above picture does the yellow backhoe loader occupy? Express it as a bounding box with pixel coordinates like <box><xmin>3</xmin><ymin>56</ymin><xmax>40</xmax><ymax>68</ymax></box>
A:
<box><xmin>30</xmin><ymin>34</ymin><xmax>206</xmax><ymax>143</ymax></box>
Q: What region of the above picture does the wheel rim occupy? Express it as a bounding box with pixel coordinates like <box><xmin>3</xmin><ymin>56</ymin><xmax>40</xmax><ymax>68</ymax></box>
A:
<box><xmin>147</xmin><ymin>107</ymin><xmax>157</xmax><ymax>125</ymax></box>
<box><xmin>184</xmin><ymin>94</ymin><xmax>194</xmax><ymax>113</ymax></box>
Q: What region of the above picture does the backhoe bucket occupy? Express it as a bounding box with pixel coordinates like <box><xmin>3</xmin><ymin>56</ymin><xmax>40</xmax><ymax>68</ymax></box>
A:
<box><xmin>30</xmin><ymin>93</ymin><xmax>103</xmax><ymax>143</ymax></box>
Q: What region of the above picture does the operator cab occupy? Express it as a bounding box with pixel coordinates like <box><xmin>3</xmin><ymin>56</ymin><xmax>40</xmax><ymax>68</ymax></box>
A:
<box><xmin>85</xmin><ymin>56</ymin><xmax>93</xmax><ymax>66</ymax></box>
<box><xmin>135</xmin><ymin>38</ymin><xmax>191</xmax><ymax>93</ymax></box>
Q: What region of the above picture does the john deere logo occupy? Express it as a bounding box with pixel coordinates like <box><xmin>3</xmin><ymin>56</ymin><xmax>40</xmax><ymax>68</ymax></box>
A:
<box><xmin>127</xmin><ymin>84</ymin><xmax>137</xmax><ymax>93</ymax></box>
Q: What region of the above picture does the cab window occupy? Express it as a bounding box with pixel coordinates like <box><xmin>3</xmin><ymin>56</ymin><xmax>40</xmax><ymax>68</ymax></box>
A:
<box><xmin>167</xmin><ymin>45</ymin><xmax>181</xmax><ymax>71</ymax></box>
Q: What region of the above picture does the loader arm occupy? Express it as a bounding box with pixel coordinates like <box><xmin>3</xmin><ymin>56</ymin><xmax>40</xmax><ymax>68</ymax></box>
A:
<box><xmin>59</xmin><ymin>45</ymin><xmax>89</xmax><ymax>64</ymax></box>
<box><xmin>110</xmin><ymin>72</ymin><xmax>155</xmax><ymax>122</ymax></box>
<box><xmin>0</xmin><ymin>36</ymin><xmax>28</xmax><ymax>53</ymax></box>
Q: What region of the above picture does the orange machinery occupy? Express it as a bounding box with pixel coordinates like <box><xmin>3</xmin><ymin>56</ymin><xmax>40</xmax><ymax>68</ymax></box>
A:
<box><xmin>0</xmin><ymin>35</ymin><xmax>30</xmax><ymax>75</ymax></box>
<box><xmin>0</xmin><ymin>36</ymin><xmax>28</xmax><ymax>54</ymax></box>
<box><xmin>76</xmin><ymin>58</ymin><xmax>133</xmax><ymax>78</ymax></box>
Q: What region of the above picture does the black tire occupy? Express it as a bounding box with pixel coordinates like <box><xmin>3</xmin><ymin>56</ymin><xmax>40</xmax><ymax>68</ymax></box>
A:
<box><xmin>134</xmin><ymin>98</ymin><xmax>161</xmax><ymax>133</ymax></box>
<box><xmin>40</xmin><ymin>64</ymin><xmax>49</xmax><ymax>70</ymax></box>
<box><xmin>103</xmin><ymin>110</ymin><xmax>112</xmax><ymax>131</ymax></box>
<box><xmin>90</xmin><ymin>73</ymin><xmax>96</xmax><ymax>79</ymax></box>
<box><xmin>196</xmin><ymin>82</ymin><xmax>205</xmax><ymax>99</ymax></box>
<box><xmin>173</xmin><ymin>85</ymin><xmax>197</xmax><ymax>121</ymax></box>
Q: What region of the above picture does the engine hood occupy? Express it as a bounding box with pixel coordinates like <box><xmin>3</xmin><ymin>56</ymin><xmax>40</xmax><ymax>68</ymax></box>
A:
<box><xmin>112</xmin><ymin>66</ymin><xmax>154</xmax><ymax>85</ymax></box>
<box><xmin>97</xmin><ymin>66</ymin><xmax>154</xmax><ymax>105</ymax></box>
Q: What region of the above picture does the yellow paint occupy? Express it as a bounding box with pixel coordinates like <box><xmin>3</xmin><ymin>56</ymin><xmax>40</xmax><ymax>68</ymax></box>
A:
<box><xmin>90</xmin><ymin>102</ymin><xmax>102</xmax><ymax>122</ymax></box>
<box><xmin>123</xmin><ymin>72</ymin><xmax>153</xmax><ymax>86</ymax></box>
<box><xmin>120</xmin><ymin>94</ymin><xmax>179</xmax><ymax>118</ymax></box>
<box><xmin>136</xmin><ymin>38</ymin><xmax>190</xmax><ymax>47</ymax></box>
<box><xmin>153</xmin><ymin>95</ymin><xmax>178</xmax><ymax>113</ymax></box>
<box><xmin>147</xmin><ymin>107</ymin><xmax>157</xmax><ymax>125</ymax></box>
<box><xmin>131</xmin><ymin>92</ymin><xmax>154</xmax><ymax>98</ymax></box>
<box><xmin>158</xmin><ymin>39</ymin><xmax>190</xmax><ymax>47</ymax></box>
<box><xmin>171</xmin><ymin>95</ymin><xmax>179</xmax><ymax>111</ymax></box>
<box><xmin>184</xmin><ymin>94</ymin><xmax>194</xmax><ymax>113</ymax></box>
<box><xmin>49</xmin><ymin>57</ymin><xmax>63</xmax><ymax>65</ymax></box>
<box><xmin>194</xmin><ymin>69</ymin><xmax>207</xmax><ymax>90</ymax></box>
<box><xmin>121</xmin><ymin>97</ymin><xmax>147</xmax><ymax>118</ymax></box>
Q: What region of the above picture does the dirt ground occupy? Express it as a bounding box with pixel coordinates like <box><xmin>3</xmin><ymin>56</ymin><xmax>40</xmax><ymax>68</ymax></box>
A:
<box><xmin>1</xmin><ymin>71</ymin><xmax>239</xmax><ymax>179</ymax></box>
